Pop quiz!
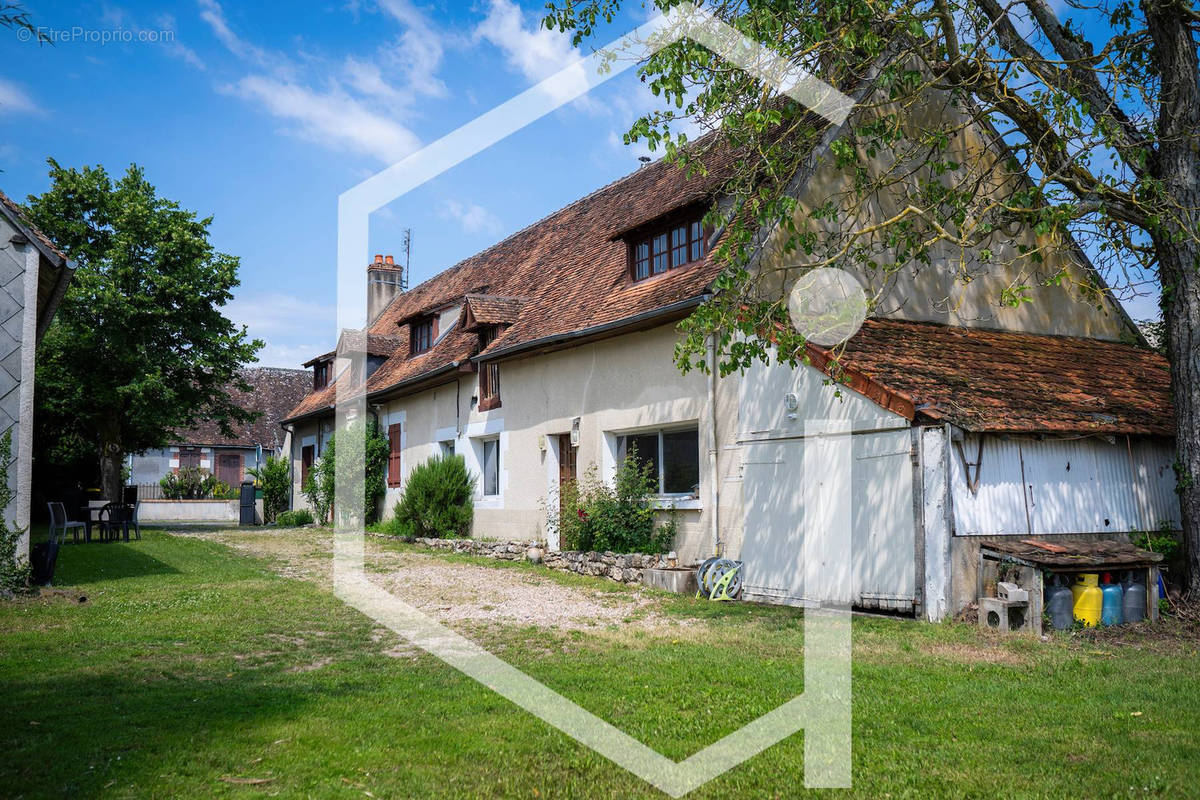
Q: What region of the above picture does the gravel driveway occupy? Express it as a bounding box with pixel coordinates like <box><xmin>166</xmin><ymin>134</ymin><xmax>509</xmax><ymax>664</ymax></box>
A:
<box><xmin>171</xmin><ymin>526</ymin><xmax>685</xmax><ymax>634</ymax></box>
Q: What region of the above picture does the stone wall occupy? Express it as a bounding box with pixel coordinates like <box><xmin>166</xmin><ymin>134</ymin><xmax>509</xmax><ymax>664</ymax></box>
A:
<box><xmin>394</xmin><ymin>536</ymin><xmax>670</xmax><ymax>586</ymax></box>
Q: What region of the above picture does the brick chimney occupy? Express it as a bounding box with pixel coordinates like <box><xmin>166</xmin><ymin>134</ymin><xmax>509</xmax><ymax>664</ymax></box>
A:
<box><xmin>367</xmin><ymin>253</ymin><xmax>404</xmax><ymax>324</ymax></box>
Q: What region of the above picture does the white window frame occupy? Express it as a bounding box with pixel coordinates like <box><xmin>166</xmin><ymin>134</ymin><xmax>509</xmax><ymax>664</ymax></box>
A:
<box><xmin>463</xmin><ymin>419</ymin><xmax>506</xmax><ymax>508</ymax></box>
<box><xmin>606</xmin><ymin>423</ymin><xmax>702</xmax><ymax>509</ymax></box>
<box><xmin>480</xmin><ymin>437</ymin><xmax>501</xmax><ymax>497</ymax></box>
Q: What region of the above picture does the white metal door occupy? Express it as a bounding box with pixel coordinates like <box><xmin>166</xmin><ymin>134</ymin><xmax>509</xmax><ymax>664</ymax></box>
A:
<box><xmin>740</xmin><ymin>429</ymin><xmax>916</xmax><ymax>609</ymax></box>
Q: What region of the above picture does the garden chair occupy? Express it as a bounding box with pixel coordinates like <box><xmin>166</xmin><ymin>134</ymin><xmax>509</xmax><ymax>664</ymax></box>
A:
<box><xmin>47</xmin><ymin>502</ymin><xmax>86</xmax><ymax>544</ymax></box>
<box><xmin>96</xmin><ymin>502</ymin><xmax>133</xmax><ymax>542</ymax></box>
<box><xmin>122</xmin><ymin>486</ymin><xmax>141</xmax><ymax>540</ymax></box>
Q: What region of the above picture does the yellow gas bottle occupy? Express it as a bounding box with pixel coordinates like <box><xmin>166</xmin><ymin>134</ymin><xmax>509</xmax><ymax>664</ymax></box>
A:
<box><xmin>1072</xmin><ymin>573</ymin><xmax>1103</xmax><ymax>627</ymax></box>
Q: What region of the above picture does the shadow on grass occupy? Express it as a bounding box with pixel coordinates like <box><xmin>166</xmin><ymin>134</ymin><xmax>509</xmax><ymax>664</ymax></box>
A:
<box><xmin>53</xmin><ymin>543</ymin><xmax>182</xmax><ymax>584</ymax></box>
<box><xmin>1</xmin><ymin>667</ymin><xmax>328</xmax><ymax>796</ymax></box>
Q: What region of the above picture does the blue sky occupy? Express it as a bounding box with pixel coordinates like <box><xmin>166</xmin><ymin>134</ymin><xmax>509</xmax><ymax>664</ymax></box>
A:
<box><xmin>0</xmin><ymin>0</ymin><xmax>669</xmax><ymax>366</ymax></box>
<box><xmin>0</xmin><ymin>1</ymin><xmax>1160</xmax><ymax>367</ymax></box>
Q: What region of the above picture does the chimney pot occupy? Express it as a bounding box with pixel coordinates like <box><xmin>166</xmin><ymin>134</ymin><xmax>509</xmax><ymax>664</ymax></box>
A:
<box><xmin>373</xmin><ymin>253</ymin><xmax>384</xmax><ymax>265</ymax></box>
<box><xmin>384</xmin><ymin>254</ymin><xmax>394</xmax><ymax>265</ymax></box>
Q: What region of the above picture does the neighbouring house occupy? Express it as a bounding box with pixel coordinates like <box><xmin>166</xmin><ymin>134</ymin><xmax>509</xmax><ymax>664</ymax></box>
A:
<box><xmin>283</xmin><ymin>96</ymin><xmax>1178</xmax><ymax>620</ymax></box>
<box><xmin>128</xmin><ymin>367</ymin><xmax>310</xmax><ymax>496</ymax></box>
<box><xmin>0</xmin><ymin>190</ymin><xmax>74</xmax><ymax>562</ymax></box>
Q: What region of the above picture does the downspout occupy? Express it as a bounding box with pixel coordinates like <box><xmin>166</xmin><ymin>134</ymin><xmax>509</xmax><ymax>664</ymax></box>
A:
<box><xmin>283</xmin><ymin>424</ymin><xmax>295</xmax><ymax>511</ymax></box>
<box><xmin>707</xmin><ymin>335</ymin><xmax>721</xmax><ymax>557</ymax></box>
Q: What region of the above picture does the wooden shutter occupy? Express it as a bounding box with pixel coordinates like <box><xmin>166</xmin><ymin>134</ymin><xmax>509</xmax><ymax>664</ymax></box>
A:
<box><xmin>387</xmin><ymin>423</ymin><xmax>403</xmax><ymax>487</ymax></box>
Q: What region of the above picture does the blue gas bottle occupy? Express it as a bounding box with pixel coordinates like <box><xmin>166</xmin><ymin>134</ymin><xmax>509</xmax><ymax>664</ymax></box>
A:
<box><xmin>1100</xmin><ymin>572</ymin><xmax>1123</xmax><ymax>626</ymax></box>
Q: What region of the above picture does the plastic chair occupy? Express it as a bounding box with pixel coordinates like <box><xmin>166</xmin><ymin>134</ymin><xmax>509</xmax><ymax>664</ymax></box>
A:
<box><xmin>47</xmin><ymin>502</ymin><xmax>86</xmax><ymax>544</ymax></box>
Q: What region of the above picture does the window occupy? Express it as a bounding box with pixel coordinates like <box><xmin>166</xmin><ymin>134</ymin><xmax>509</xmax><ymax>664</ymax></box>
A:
<box><xmin>301</xmin><ymin>445</ymin><xmax>315</xmax><ymax>486</ymax></box>
<box><xmin>387</xmin><ymin>423</ymin><xmax>403</xmax><ymax>488</ymax></box>
<box><xmin>481</xmin><ymin>438</ymin><xmax>500</xmax><ymax>497</ymax></box>
<box><xmin>617</xmin><ymin>427</ymin><xmax>700</xmax><ymax>495</ymax></box>
<box><xmin>629</xmin><ymin>216</ymin><xmax>707</xmax><ymax>282</ymax></box>
<box><xmin>178</xmin><ymin>447</ymin><xmax>201</xmax><ymax>471</ymax></box>
<box><xmin>313</xmin><ymin>361</ymin><xmax>329</xmax><ymax>390</ymax></box>
<box><xmin>478</xmin><ymin>326</ymin><xmax>501</xmax><ymax>410</ymax></box>
<box><xmin>439</xmin><ymin>440</ymin><xmax>455</xmax><ymax>458</ymax></box>
<box><xmin>410</xmin><ymin>318</ymin><xmax>435</xmax><ymax>355</ymax></box>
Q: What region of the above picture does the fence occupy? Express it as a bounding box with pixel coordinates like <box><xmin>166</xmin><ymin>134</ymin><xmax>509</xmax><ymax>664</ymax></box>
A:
<box><xmin>134</xmin><ymin>482</ymin><xmax>165</xmax><ymax>500</ymax></box>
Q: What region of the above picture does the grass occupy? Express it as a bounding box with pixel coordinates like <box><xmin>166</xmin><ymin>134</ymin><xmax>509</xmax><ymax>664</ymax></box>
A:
<box><xmin>2</xmin><ymin>529</ymin><xmax>1199</xmax><ymax>798</ymax></box>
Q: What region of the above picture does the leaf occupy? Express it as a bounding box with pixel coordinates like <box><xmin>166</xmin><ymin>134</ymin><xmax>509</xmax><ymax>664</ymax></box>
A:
<box><xmin>219</xmin><ymin>776</ymin><xmax>274</xmax><ymax>785</ymax></box>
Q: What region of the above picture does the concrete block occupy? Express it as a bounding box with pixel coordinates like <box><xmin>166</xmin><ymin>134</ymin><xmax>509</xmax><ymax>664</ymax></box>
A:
<box><xmin>643</xmin><ymin>567</ymin><xmax>698</xmax><ymax>595</ymax></box>
<box><xmin>979</xmin><ymin>597</ymin><xmax>1032</xmax><ymax>634</ymax></box>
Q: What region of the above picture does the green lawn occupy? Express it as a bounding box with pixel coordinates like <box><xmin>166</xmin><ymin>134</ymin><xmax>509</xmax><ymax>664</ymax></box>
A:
<box><xmin>2</xmin><ymin>530</ymin><xmax>1198</xmax><ymax>798</ymax></box>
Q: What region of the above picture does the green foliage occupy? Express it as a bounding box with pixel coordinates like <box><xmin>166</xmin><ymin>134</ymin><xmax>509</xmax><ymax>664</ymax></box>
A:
<box><xmin>301</xmin><ymin>471</ymin><xmax>331</xmax><ymax>527</ymax></box>
<box><xmin>159</xmin><ymin>467</ymin><xmax>226</xmax><ymax>500</ymax></box>
<box><xmin>553</xmin><ymin>448</ymin><xmax>678</xmax><ymax>554</ymax></box>
<box><xmin>1132</xmin><ymin>521</ymin><xmax>1181</xmax><ymax>560</ymax></box>
<box><xmin>306</xmin><ymin>421</ymin><xmax>390</xmax><ymax>527</ymax></box>
<box><xmin>386</xmin><ymin>455</ymin><xmax>475</xmax><ymax>539</ymax></box>
<box><xmin>275</xmin><ymin>509</ymin><xmax>314</xmax><ymax>527</ymax></box>
<box><xmin>24</xmin><ymin>160</ymin><xmax>262</xmax><ymax>500</ymax></box>
<box><xmin>247</xmin><ymin>455</ymin><xmax>290</xmax><ymax>523</ymax></box>
<box><xmin>0</xmin><ymin>430</ymin><xmax>29</xmax><ymax>594</ymax></box>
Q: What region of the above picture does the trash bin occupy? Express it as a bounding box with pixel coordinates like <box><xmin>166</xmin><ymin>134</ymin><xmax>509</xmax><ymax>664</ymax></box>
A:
<box><xmin>31</xmin><ymin>538</ymin><xmax>60</xmax><ymax>585</ymax></box>
<box><xmin>239</xmin><ymin>481</ymin><xmax>257</xmax><ymax>526</ymax></box>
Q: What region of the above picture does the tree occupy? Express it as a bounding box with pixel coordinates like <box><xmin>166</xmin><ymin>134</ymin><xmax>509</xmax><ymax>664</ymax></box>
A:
<box><xmin>25</xmin><ymin>161</ymin><xmax>261</xmax><ymax>502</ymax></box>
<box><xmin>247</xmin><ymin>455</ymin><xmax>291</xmax><ymax>523</ymax></box>
<box><xmin>304</xmin><ymin>420</ymin><xmax>389</xmax><ymax>526</ymax></box>
<box><xmin>546</xmin><ymin>0</ymin><xmax>1200</xmax><ymax>591</ymax></box>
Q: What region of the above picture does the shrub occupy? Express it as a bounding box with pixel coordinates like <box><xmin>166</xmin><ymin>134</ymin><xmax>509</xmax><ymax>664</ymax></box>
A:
<box><xmin>301</xmin><ymin>471</ymin><xmax>331</xmax><ymax>526</ymax></box>
<box><xmin>160</xmin><ymin>466</ymin><xmax>222</xmax><ymax>499</ymax></box>
<box><xmin>247</xmin><ymin>455</ymin><xmax>290</xmax><ymax>522</ymax></box>
<box><xmin>306</xmin><ymin>420</ymin><xmax>390</xmax><ymax>526</ymax></box>
<box><xmin>388</xmin><ymin>455</ymin><xmax>475</xmax><ymax>539</ymax></box>
<box><xmin>276</xmin><ymin>508</ymin><xmax>314</xmax><ymax>527</ymax></box>
<box><xmin>553</xmin><ymin>447</ymin><xmax>677</xmax><ymax>554</ymax></box>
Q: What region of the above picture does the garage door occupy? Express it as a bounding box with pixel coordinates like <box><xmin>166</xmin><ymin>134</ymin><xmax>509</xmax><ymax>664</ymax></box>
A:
<box><xmin>740</xmin><ymin>428</ymin><xmax>916</xmax><ymax>610</ymax></box>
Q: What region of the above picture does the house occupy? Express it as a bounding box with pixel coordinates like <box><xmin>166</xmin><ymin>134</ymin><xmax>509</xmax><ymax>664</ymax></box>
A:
<box><xmin>282</xmin><ymin>103</ymin><xmax>1178</xmax><ymax>620</ymax></box>
<box><xmin>0</xmin><ymin>190</ymin><xmax>74</xmax><ymax>561</ymax></box>
<box><xmin>128</xmin><ymin>367</ymin><xmax>310</xmax><ymax>494</ymax></box>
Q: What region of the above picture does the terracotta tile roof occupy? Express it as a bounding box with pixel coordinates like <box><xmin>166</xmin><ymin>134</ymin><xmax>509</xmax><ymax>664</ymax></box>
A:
<box><xmin>0</xmin><ymin>188</ymin><xmax>67</xmax><ymax>265</ymax></box>
<box><xmin>461</xmin><ymin>294</ymin><xmax>525</xmax><ymax>329</ymax></box>
<box><xmin>808</xmin><ymin>319</ymin><xmax>1173</xmax><ymax>436</ymax></box>
<box><xmin>283</xmin><ymin>140</ymin><xmax>751</xmax><ymax>423</ymax></box>
<box><xmin>174</xmin><ymin>367</ymin><xmax>311</xmax><ymax>448</ymax></box>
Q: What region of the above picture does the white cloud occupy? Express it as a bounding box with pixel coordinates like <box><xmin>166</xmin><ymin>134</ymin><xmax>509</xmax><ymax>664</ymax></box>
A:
<box><xmin>198</xmin><ymin>0</ymin><xmax>445</xmax><ymax>164</ymax></box>
<box><xmin>197</xmin><ymin>0</ymin><xmax>270</xmax><ymax>66</ymax></box>
<box><xmin>0</xmin><ymin>79</ymin><xmax>38</xmax><ymax>115</ymax></box>
<box><xmin>474</xmin><ymin>0</ymin><xmax>580</xmax><ymax>84</ymax></box>
<box><xmin>229</xmin><ymin>75</ymin><xmax>421</xmax><ymax>163</ymax></box>
<box><xmin>226</xmin><ymin>291</ymin><xmax>337</xmax><ymax>368</ymax></box>
<box><xmin>377</xmin><ymin>0</ymin><xmax>448</xmax><ymax>99</ymax></box>
<box><xmin>438</xmin><ymin>199</ymin><xmax>503</xmax><ymax>236</ymax></box>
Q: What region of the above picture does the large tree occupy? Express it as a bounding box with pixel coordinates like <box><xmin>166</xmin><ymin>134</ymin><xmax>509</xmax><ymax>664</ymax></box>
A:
<box><xmin>26</xmin><ymin>161</ymin><xmax>262</xmax><ymax>501</ymax></box>
<box><xmin>547</xmin><ymin>0</ymin><xmax>1200</xmax><ymax>588</ymax></box>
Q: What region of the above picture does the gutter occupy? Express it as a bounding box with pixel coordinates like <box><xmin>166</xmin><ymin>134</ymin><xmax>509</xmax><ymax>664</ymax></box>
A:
<box><xmin>475</xmin><ymin>295</ymin><xmax>709</xmax><ymax>364</ymax></box>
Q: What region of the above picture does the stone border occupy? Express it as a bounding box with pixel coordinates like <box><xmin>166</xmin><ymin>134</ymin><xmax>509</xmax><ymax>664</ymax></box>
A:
<box><xmin>367</xmin><ymin>533</ymin><xmax>669</xmax><ymax>586</ymax></box>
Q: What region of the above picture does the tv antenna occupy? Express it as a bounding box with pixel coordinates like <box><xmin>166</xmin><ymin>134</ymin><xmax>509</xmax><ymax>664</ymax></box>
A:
<box><xmin>401</xmin><ymin>228</ymin><xmax>411</xmax><ymax>291</ymax></box>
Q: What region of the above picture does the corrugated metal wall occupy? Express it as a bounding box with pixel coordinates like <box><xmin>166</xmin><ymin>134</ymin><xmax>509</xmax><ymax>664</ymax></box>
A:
<box><xmin>951</xmin><ymin>434</ymin><xmax>1180</xmax><ymax>536</ymax></box>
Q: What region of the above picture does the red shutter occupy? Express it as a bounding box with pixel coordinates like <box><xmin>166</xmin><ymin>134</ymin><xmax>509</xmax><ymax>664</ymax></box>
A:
<box><xmin>387</xmin><ymin>423</ymin><xmax>403</xmax><ymax>487</ymax></box>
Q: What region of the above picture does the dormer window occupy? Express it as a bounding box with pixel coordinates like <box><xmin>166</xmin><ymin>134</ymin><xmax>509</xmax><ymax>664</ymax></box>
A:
<box><xmin>313</xmin><ymin>361</ymin><xmax>329</xmax><ymax>390</ymax></box>
<box><xmin>410</xmin><ymin>317</ymin><xmax>436</xmax><ymax>355</ymax></box>
<box><xmin>630</xmin><ymin>217</ymin><xmax>706</xmax><ymax>282</ymax></box>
